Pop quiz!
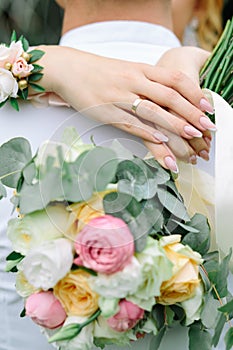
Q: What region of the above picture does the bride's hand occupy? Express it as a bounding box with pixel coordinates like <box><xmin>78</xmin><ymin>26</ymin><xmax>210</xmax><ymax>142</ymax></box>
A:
<box><xmin>37</xmin><ymin>45</ymin><xmax>213</xmax><ymax>171</ymax></box>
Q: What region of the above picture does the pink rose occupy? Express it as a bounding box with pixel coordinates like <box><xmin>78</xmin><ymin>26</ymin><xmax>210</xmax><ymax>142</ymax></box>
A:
<box><xmin>107</xmin><ymin>300</ymin><xmax>144</xmax><ymax>332</ymax></box>
<box><xmin>74</xmin><ymin>215</ymin><xmax>134</xmax><ymax>274</ymax></box>
<box><xmin>0</xmin><ymin>41</ymin><xmax>23</xmax><ymax>68</ymax></box>
<box><xmin>25</xmin><ymin>291</ymin><xmax>66</xmax><ymax>329</ymax></box>
<box><xmin>12</xmin><ymin>57</ymin><xmax>33</xmax><ymax>78</ymax></box>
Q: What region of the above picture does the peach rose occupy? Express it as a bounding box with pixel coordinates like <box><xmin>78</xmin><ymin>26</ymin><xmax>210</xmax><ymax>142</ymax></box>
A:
<box><xmin>107</xmin><ymin>300</ymin><xmax>144</xmax><ymax>332</ymax></box>
<box><xmin>12</xmin><ymin>57</ymin><xmax>33</xmax><ymax>78</ymax></box>
<box><xmin>54</xmin><ymin>270</ymin><xmax>99</xmax><ymax>317</ymax></box>
<box><xmin>25</xmin><ymin>291</ymin><xmax>66</xmax><ymax>329</ymax></box>
<box><xmin>157</xmin><ymin>235</ymin><xmax>203</xmax><ymax>305</ymax></box>
<box><xmin>74</xmin><ymin>215</ymin><xmax>134</xmax><ymax>274</ymax></box>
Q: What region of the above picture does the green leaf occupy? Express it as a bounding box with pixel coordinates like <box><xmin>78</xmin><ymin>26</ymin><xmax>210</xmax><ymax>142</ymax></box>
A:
<box><xmin>172</xmin><ymin>219</ymin><xmax>199</xmax><ymax>233</ymax></box>
<box><xmin>6</xmin><ymin>251</ymin><xmax>24</xmax><ymax>261</ymax></box>
<box><xmin>189</xmin><ymin>323</ymin><xmax>212</xmax><ymax>350</ymax></box>
<box><xmin>31</xmin><ymin>64</ymin><xmax>44</xmax><ymax>73</ymax></box>
<box><xmin>20</xmin><ymin>308</ymin><xmax>26</xmax><ymax>318</ymax></box>
<box><xmin>28</xmin><ymin>73</ymin><xmax>43</xmax><ymax>82</ymax></box>
<box><xmin>0</xmin><ymin>137</ymin><xmax>32</xmax><ymax>188</ymax></box>
<box><xmin>181</xmin><ymin>214</ymin><xmax>210</xmax><ymax>255</ymax></box>
<box><xmin>0</xmin><ymin>180</ymin><xmax>7</xmax><ymax>199</ymax></box>
<box><xmin>151</xmin><ymin>304</ymin><xmax>165</xmax><ymax>330</ymax></box>
<box><xmin>18</xmin><ymin>87</ymin><xmax>28</xmax><ymax>100</ymax></box>
<box><xmin>118</xmin><ymin>178</ymin><xmax>158</xmax><ymax>201</ymax></box>
<box><xmin>29</xmin><ymin>83</ymin><xmax>45</xmax><ymax>93</ymax></box>
<box><xmin>225</xmin><ymin>327</ymin><xmax>233</xmax><ymax>350</ymax></box>
<box><xmin>157</xmin><ymin>188</ymin><xmax>189</xmax><ymax>221</ymax></box>
<box><xmin>212</xmin><ymin>313</ymin><xmax>227</xmax><ymax>347</ymax></box>
<box><xmin>219</xmin><ymin>299</ymin><xmax>233</xmax><ymax>314</ymax></box>
<box><xmin>22</xmin><ymin>162</ymin><xmax>37</xmax><ymax>184</ymax></box>
<box><xmin>165</xmin><ymin>306</ymin><xmax>175</xmax><ymax>326</ymax></box>
<box><xmin>5</xmin><ymin>257</ymin><xmax>24</xmax><ymax>272</ymax></box>
<box><xmin>10</xmin><ymin>30</ymin><xmax>17</xmax><ymax>43</ymax></box>
<box><xmin>28</xmin><ymin>49</ymin><xmax>45</xmax><ymax>63</ymax></box>
<box><xmin>0</xmin><ymin>99</ymin><xmax>7</xmax><ymax>108</ymax></box>
<box><xmin>10</xmin><ymin>98</ymin><xmax>19</xmax><ymax>111</ymax></box>
<box><xmin>19</xmin><ymin>35</ymin><xmax>29</xmax><ymax>51</ymax></box>
<box><xmin>201</xmin><ymin>292</ymin><xmax>220</xmax><ymax>328</ymax></box>
<box><xmin>149</xmin><ymin>327</ymin><xmax>166</xmax><ymax>350</ymax></box>
<box><xmin>110</xmin><ymin>139</ymin><xmax>134</xmax><ymax>160</ymax></box>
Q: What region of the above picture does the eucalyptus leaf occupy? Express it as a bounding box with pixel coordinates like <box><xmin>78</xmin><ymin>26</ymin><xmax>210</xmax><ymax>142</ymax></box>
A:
<box><xmin>0</xmin><ymin>180</ymin><xmax>7</xmax><ymax>199</ymax></box>
<box><xmin>118</xmin><ymin>178</ymin><xmax>158</xmax><ymax>201</ymax></box>
<box><xmin>219</xmin><ymin>299</ymin><xmax>233</xmax><ymax>314</ymax></box>
<box><xmin>149</xmin><ymin>327</ymin><xmax>166</xmax><ymax>350</ymax></box>
<box><xmin>225</xmin><ymin>327</ymin><xmax>233</xmax><ymax>350</ymax></box>
<box><xmin>110</xmin><ymin>140</ymin><xmax>134</xmax><ymax>160</ymax></box>
<box><xmin>188</xmin><ymin>323</ymin><xmax>212</xmax><ymax>350</ymax></box>
<box><xmin>0</xmin><ymin>137</ymin><xmax>32</xmax><ymax>188</ymax></box>
<box><xmin>201</xmin><ymin>292</ymin><xmax>220</xmax><ymax>328</ymax></box>
<box><xmin>212</xmin><ymin>313</ymin><xmax>227</xmax><ymax>347</ymax></box>
<box><xmin>23</xmin><ymin>162</ymin><xmax>37</xmax><ymax>184</ymax></box>
<box><xmin>181</xmin><ymin>214</ymin><xmax>210</xmax><ymax>255</ymax></box>
<box><xmin>157</xmin><ymin>188</ymin><xmax>189</xmax><ymax>221</ymax></box>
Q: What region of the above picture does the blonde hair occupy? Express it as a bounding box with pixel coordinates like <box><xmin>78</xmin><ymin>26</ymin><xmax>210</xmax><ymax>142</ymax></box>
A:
<box><xmin>197</xmin><ymin>0</ymin><xmax>223</xmax><ymax>51</ymax></box>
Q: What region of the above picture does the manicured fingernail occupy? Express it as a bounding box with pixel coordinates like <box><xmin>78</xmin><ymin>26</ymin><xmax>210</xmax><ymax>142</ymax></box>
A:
<box><xmin>164</xmin><ymin>156</ymin><xmax>179</xmax><ymax>173</ymax></box>
<box><xmin>199</xmin><ymin>116</ymin><xmax>217</xmax><ymax>131</ymax></box>
<box><xmin>200</xmin><ymin>98</ymin><xmax>215</xmax><ymax>115</ymax></box>
<box><xmin>199</xmin><ymin>150</ymin><xmax>209</xmax><ymax>161</ymax></box>
<box><xmin>204</xmin><ymin>136</ymin><xmax>211</xmax><ymax>147</ymax></box>
<box><xmin>153</xmin><ymin>132</ymin><xmax>169</xmax><ymax>143</ymax></box>
<box><xmin>184</xmin><ymin>125</ymin><xmax>202</xmax><ymax>138</ymax></box>
<box><xmin>189</xmin><ymin>155</ymin><xmax>197</xmax><ymax>164</ymax></box>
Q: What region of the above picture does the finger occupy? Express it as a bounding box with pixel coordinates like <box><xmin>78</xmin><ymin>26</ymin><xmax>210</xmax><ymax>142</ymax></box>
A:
<box><xmin>142</xmin><ymin>65</ymin><xmax>214</xmax><ymax>114</ymax></box>
<box><xmin>143</xmin><ymin>140</ymin><xmax>179</xmax><ymax>173</ymax></box>
<box><xmin>121</xmin><ymin>98</ymin><xmax>203</xmax><ymax>139</ymax></box>
<box><xmin>85</xmin><ymin>104</ymin><xmax>169</xmax><ymax>144</ymax></box>
<box><xmin>188</xmin><ymin>137</ymin><xmax>211</xmax><ymax>161</ymax></box>
<box><xmin>156</xmin><ymin>127</ymin><xmax>197</xmax><ymax>164</ymax></box>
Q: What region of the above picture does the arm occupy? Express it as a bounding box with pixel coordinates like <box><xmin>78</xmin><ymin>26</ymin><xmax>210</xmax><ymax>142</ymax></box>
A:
<box><xmin>35</xmin><ymin>45</ymin><xmax>214</xmax><ymax>171</ymax></box>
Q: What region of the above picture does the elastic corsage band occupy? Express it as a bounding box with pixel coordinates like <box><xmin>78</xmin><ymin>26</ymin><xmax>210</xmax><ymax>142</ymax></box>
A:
<box><xmin>0</xmin><ymin>31</ymin><xmax>45</xmax><ymax>111</ymax></box>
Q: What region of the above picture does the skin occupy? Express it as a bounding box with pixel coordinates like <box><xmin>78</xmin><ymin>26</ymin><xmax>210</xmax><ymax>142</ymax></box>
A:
<box><xmin>37</xmin><ymin>0</ymin><xmax>214</xmax><ymax>171</ymax></box>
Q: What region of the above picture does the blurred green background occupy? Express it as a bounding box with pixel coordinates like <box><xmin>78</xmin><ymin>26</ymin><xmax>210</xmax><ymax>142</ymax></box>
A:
<box><xmin>0</xmin><ymin>0</ymin><xmax>63</xmax><ymax>45</ymax></box>
<box><xmin>0</xmin><ymin>0</ymin><xmax>232</xmax><ymax>45</ymax></box>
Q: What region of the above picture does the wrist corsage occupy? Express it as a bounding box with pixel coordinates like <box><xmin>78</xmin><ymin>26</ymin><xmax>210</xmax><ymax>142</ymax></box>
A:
<box><xmin>0</xmin><ymin>31</ymin><xmax>45</xmax><ymax>111</ymax></box>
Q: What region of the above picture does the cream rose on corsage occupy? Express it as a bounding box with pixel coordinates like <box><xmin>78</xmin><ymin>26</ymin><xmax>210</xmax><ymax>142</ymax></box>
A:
<box><xmin>0</xmin><ymin>41</ymin><xmax>23</xmax><ymax>67</ymax></box>
<box><xmin>157</xmin><ymin>235</ymin><xmax>203</xmax><ymax>305</ymax></box>
<box><xmin>0</xmin><ymin>68</ymin><xmax>18</xmax><ymax>102</ymax></box>
<box><xmin>22</xmin><ymin>238</ymin><xmax>73</xmax><ymax>290</ymax></box>
<box><xmin>7</xmin><ymin>203</ymin><xmax>70</xmax><ymax>255</ymax></box>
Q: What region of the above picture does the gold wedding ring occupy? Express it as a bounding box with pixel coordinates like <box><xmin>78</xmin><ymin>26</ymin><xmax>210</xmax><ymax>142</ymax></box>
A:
<box><xmin>131</xmin><ymin>98</ymin><xmax>144</xmax><ymax>114</ymax></box>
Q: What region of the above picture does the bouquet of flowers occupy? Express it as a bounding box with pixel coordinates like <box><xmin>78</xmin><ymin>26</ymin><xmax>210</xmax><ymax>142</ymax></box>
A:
<box><xmin>0</xmin><ymin>127</ymin><xmax>232</xmax><ymax>350</ymax></box>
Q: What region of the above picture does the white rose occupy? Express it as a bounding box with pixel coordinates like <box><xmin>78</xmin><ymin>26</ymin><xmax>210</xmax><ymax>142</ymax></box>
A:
<box><xmin>22</xmin><ymin>238</ymin><xmax>73</xmax><ymax>290</ymax></box>
<box><xmin>0</xmin><ymin>68</ymin><xmax>18</xmax><ymax>102</ymax></box>
<box><xmin>90</xmin><ymin>257</ymin><xmax>143</xmax><ymax>299</ymax></box>
<box><xmin>0</xmin><ymin>41</ymin><xmax>23</xmax><ymax>67</ymax></box>
<box><xmin>15</xmin><ymin>264</ymin><xmax>38</xmax><ymax>297</ymax></box>
<box><xmin>7</xmin><ymin>204</ymin><xmax>70</xmax><ymax>255</ymax></box>
<box><xmin>58</xmin><ymin>316</ymin><xmax>94</xmax><ymax>350</ymax></box>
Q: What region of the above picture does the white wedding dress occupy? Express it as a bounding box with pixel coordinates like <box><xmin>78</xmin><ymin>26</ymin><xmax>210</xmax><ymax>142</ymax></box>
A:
<box><xmin>0</xmin><ymin>21</ymin><xmax>232</xmax><ymax>350</ymax></box>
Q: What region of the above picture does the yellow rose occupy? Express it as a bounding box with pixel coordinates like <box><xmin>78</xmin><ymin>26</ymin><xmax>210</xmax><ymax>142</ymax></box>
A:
<box><xmin>66</xmin><ymin>190</ymin><xmax>115</xmax><ymax>237</ymax></box>
<box><xmin>54</xmin><ymin>270</ymin><xmax>99</xmax><ymax>317</ymax></box>
<box><xmin>157</xmin><ymin>235</ymin><xmax>203</xmax><ymax>305</ymax></box>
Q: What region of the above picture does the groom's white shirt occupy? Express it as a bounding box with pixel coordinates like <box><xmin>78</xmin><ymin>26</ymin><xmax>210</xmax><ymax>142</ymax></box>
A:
<box><xmin>0</xmin><ymin>21</ymin><xmax>231</xmax><ymax>350</ymax></box>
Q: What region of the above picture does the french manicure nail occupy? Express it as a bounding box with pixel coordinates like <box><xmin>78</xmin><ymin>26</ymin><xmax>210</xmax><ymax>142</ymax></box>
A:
<box><xmin>189</xmin><ymin>155</ymin><xmax>197</xmax><ymax>164</ymax></box>
<box><xmin>153</xmin><ymin>132</ymin><xmax>169</xmax><ymax>143</ymax></box>
<box><xmin>164</xmin><ymin>156</ymin><xmax>179</xmax><ymax>173</ymax></box>
<box><xmin>199</xmin><ymin>150</ymin><xmax>209</xmax><ymax>161</ymax></box>
<box><xmin>200</xmin><ymin>98</ymin><xmax>215</xmax><ymax>115</ymax></box>
<box><xmin>184</xmin><ymin>125</ymin><xmax>202</xmax><ymax>138</ymax></box>
<box><xmin>199</xmin><ymin>116</ymin><xmax>217</xmax><ymax>131</ymax></box>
